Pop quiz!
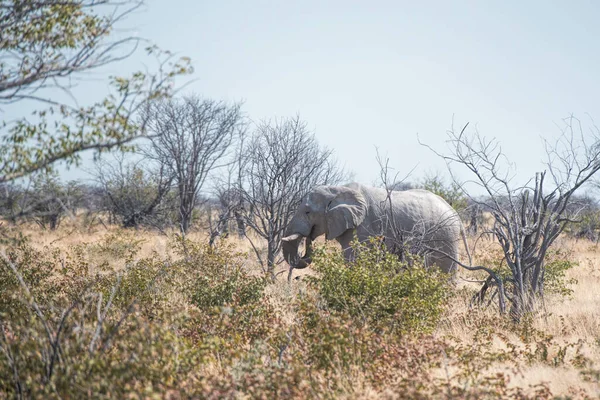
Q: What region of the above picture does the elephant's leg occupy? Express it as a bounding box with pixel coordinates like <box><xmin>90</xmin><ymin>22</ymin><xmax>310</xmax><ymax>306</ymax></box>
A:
<box><xmin>428</xmin><ymin>241</ymin><xmax>458</xmax><ymax>274</ymax></box>
<box><xmin>336</xmin><ymin>229</ymin><xmax>356</xmax><ymax>263</ymax></box>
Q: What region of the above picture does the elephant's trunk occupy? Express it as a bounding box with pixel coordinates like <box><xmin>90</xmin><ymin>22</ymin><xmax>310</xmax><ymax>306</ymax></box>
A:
<box><xmin>282</xmin><ymin>233</ymin><xmax>313</xmax><ymax>269</ymax></box>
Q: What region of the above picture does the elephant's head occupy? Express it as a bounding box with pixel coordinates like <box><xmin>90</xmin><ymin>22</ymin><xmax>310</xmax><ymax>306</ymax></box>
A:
<box><xmin>282</xmin><ymin>185</ymin><xmax>367</xmax><ymax>269</ymax></box>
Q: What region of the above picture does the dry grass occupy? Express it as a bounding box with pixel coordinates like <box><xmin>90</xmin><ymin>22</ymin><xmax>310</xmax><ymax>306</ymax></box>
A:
<box><xmin>434</xmin><ymin>236</ymin><xmax>600</xmax><ymax>396</ymax></box>
<box><xmin>8</xmin><ymin>219</ymin><xmax>600</xmax><ymax>398</ymax></box>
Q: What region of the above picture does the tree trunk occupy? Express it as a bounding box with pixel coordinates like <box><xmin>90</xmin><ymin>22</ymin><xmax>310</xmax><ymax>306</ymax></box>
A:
<box><xmin>234</xmin><ymin>210</ymin><xmax>245</xmax><ymax>237</ymax></box>
<box><xmin>267</xmin><ymin>239</ymin><xmax>276</xmax><ymax>281</ymax></box>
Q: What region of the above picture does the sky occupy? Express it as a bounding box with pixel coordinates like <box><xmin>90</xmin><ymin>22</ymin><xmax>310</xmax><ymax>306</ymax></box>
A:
<box><xmin>7</xmin><ymin>0</ymin><xmax>600</xmax><ymax>190</ymax></box>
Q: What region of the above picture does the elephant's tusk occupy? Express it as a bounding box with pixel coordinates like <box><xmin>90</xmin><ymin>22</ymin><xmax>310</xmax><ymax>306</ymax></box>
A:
<box><xmin>282</xmin><ymin>233</ymin><xmax>303</xmax><ymax>242</ymax></box>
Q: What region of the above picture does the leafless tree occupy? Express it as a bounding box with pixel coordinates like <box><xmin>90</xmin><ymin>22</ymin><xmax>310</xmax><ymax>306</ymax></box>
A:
<box><xmin>239</xmin><ymin>116</ymin><xmax>347</xmax><ymax>279</ymax></box>
<box><xmin>144</xmin><ymin>96</ymin><xmax>245</xmax><ymax>234</ymax></box>
<box><xmin>422</xmin><ymin>116</ymin><xmax>600</xmax><ymax>320</ymax></box>
<box><xmin>0</xmin><ymin>173</ymin><xmax>84</xmax><ymax>230</ymax></box>
<box><xmin>94</xmin><ymin>154</ymin><xmax>175</xmax><ymax>229</ymax></box>
<box><xmin>0</xmin><ymin>183</ymin><xmax>25</xmax><ymax>224</ymax></box>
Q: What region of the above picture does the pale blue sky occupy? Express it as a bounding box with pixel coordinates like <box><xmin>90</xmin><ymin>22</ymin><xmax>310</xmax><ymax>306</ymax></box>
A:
<box><xmin>9</xmin><ymin>1</ymin><xmax>600</xmax><ymax>188</ymax></box>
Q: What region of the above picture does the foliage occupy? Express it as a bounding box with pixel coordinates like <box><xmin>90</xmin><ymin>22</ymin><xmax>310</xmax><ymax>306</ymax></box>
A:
<box><xmin>567</xmin><ymin>207</ymin><xmax>600</xmax><ymax>242</ymax></box>
<box><xmin>0</xmin><ymin>298</ymin><xmax>206</xmax><ymax>398</ymax></box>
<box><xmin>0</xmin><ymin>182</ymin><xmax>24</xmax><ymax>223</ymax></box>
<box><xmin>0</xmin><ymin>0</ymin><xmax>193</xmax><ymax>183</ymax></box>
<box><xmin>477</xmin><ymin>245</ymin><xmax>578</xmax><ymax>301</ymax></box>
<box><xmin>0</xmin><ymin>243</ymin><xmax>58</xmax><ymax>320</ymax></box>
<box><xmin>169</xmin><ymin>237</ymin><xmax>279</xmax><ymax>357</ymax></box>
<box><xmin>544</xmin><ymin>249</ymin><xmax>578</xmax><ymax>298</ymax></box>
<box><xmin>307</xmin><ymin>239</ymin><xmax>450</xmax><ymax>335</ymax></box>
<box><xmin>0</xmin><ymin>173</ymin><xmax>84</xmax><ymax>230</ymax></box>
<box><xmin>0</xmin><ymin>233</ymin><xmax>203</xmax><ymax>398</ymax></box>
<box><xmin>0</xmin><ymin>229</ymin><xmax>596</xmax><ymax>398</ymax></box>
<box><xmin>90</xmin><ymin>230</ymin><xmax>146</xmax><ymax>261</ymax></box>
<box><xmin>420</xmin><ymin>173</ymin><xmax>468</xmax><ymax>211</ymax></box>
<box><xmin>27</xmin><ymin>172</ymin><xmax>83</xmax><ymax>229</ymax></box>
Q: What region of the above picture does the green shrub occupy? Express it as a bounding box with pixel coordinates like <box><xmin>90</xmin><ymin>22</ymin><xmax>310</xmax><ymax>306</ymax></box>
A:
<box><xmin>0</xmin><ymin>244</ymin><xmax>60</xmax><ymax>319</ymax></box>
<box><xmin>476</xmin><ymin>245</ymin><xmax>578</xmax><ymax>300</ymax></box>
<box><xmin>0</xmin><ymin>299</ymin><xmax>206</xmax><ymax>398</ymax></box>
<box><xmin>169</xmin><ymin>236</ymin><xmax>267</xmax><ymax>309</ymax></box>
<box><xmin>420</xmin><ymin>174</ymin><xmax>468</xmax><ymax>212</ymax></box>
<box><xmin>96</xmin><ymin>255</ymin><xmax>171</xmax><ymax>315</ymax></box>
<box><xmin>307</xmin><ymin>239</ymin><xmax>450</xmax><ymax>335</ymax></box>
<box><xmin>189</xmin><ymin>253</ymin><xmax>265</xmax><ymax>309</ymax></box>
<box><xmin>0</xmin><ymin>243</ymin><xmax>206</xmax><ymax>398</ymax></box>
<box><xmin>544</xmin><ymin>249</ymin><xmax>578</xmax><ymax>297</ymax></box>
<box><xmin>170</xmin><ymin>237</ymin><xmax>279</xmax><ymax>356</ymax></box>
<box><xmin>90</xmin><ymin>230</ymin><xmax>145</xmax><ymax>261</ymax></box>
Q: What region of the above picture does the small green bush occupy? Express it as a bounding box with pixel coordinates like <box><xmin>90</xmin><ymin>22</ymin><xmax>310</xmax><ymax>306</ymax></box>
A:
<box><xmin>477</xmin><ymin>245</ymin><xmax>578</xmax><ymax>300</ymax></box>
<box><xmin>0</xmin><ymin>302</ymin><xmax>206</xmax><ymax>398</ymax></box>
<box><xmin>189</xmin><ymin>253</ymin><xmax>265</xmax><ymax>309</ymax></box>
<box><xmin>169</xmin><ymin>236</ymin><xmax>267</xmax><ymax>309</ymax></box>
<box><xmin>90</xmin><ymin>230</ymin><xmax>145</xmax><ymax>261</ymax></box>
<box><xmin>307</xmin><ymin>239</ymin><xmax>450</xmax><ymax>335</ymax></box>
<box><xmin>97</xmin><ymin>255</ymin><xmax>170</xmax><ymax>314</ymax></box>
<box><xmin>0</xmin><ymin>242</ymin><xmax>206</xmax><ymax>398</ymax></box>
<box><xmin>544</xmin><ymin>249</ymin><xmax>578</xmax><ymax>297</ymax></box>
<box><xmin>170</xmin><ymin>237</ymin><xmax>279</xmax><ymax>356</ymax></box>
<box><xmin>0</xmin><ymin>244</ymin><xmax>59</xmax><ymax>319</ymax></box>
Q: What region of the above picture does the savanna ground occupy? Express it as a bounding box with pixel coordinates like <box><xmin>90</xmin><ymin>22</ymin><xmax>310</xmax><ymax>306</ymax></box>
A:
<box><xmin>1</xmin><ymin>217</ymin><xmax>600</xmax><ymax>399</ymax></box>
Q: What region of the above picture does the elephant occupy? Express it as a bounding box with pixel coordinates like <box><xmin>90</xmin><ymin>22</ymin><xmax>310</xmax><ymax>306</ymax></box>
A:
<box><xmin>282</xmin><ymin>182</ymin><xmax>470</xmax><ymax>275</ymax></box>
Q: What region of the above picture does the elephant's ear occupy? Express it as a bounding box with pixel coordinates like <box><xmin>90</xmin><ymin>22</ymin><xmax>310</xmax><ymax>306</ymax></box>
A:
<box><xmin>325</xmin><ymin>188</ymin><xmax>367</xmax><ymax>240</ymax></box>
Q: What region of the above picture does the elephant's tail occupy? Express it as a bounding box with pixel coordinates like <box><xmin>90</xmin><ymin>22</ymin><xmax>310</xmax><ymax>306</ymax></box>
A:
<box><xmin>460</xmin><ymin>223</ymin><xmax>473</xmax><ymax>266</ymax></box>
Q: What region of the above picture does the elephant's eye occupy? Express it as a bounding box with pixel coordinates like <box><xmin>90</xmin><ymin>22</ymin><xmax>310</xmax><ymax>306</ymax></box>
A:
<box><xmin>305</xmin><ymin>210</ymin><xmax>310</xmax><ymax>215</ymax></box>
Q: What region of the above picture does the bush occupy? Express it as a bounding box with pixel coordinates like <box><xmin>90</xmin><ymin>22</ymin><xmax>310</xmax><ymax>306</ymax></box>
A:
<box><xmin>0</xmin><ymin>242</ymin><xmax>206</xmax><ymax>398</ymax></box>
<box><xmin>307</xmin><ymin>239</ymin><xmax>450</xmax><ymax>335</ymax></box>
<box><xmin>0</xmin><ymin>229</ymin><xmax>587</xmax><ymax>398</ymax></box>
<box><xmin>478</xmin><ymin>245</ymin><xmax>578</xmax><ymax>300</ymax></box>
<box><xmin>90</xmin><ymin>230</ymin><xmax>146</xmax><ymax>261</ymax></box>
<box><xmin>169</xmin><ymin>237</ymin><xmax>280</xmax><ymax>358</ymax></box>
<box><xmin>544</xmin><ymin>249</ymin><xmax>578</xmax><ymax>298</ymax></box>
<box><xmin>0</xmin><ymin>244</ymin><xmax>60</xmax><ymax>319</ymax></box>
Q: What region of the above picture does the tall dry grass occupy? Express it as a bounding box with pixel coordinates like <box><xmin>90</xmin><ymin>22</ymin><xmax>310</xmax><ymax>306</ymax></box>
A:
<box><xmin>5</xmin><ymin>217</ymin><xmax>600</xmax><ymax>398</ymax></box>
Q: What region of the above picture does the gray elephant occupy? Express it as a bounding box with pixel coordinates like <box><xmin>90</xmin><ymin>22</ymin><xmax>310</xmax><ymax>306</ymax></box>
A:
<box><xmin>282</xmin><ymin>182</ymin><xmax>470</xmax><ymax>274</ymax></box>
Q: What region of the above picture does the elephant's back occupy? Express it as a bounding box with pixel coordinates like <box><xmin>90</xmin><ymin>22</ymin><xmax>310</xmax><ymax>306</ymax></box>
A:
<box><xmin>393</xmin><ymin>189</ymin><xmax>458</xmax><ymax>224</ymax></box>
<box><xmin>346</xmin><ymin>183</ymin><xmax>460</xmax><ymax>232</ymax></box>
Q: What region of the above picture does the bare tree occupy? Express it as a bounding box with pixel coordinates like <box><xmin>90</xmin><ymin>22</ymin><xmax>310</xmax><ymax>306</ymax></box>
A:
<box><xmin>239</xmin><ymin>116</ymin><xmax>347</xmax><ymax>279</ymax></box>
<box><xmin>94</xmin><ymin>154</ymin><xmax>175</xmax><ymax>229</ymax></box>
<box><xmin>0</xmin><ymin>183</ymin><xmax>24</xmax><ymax>224</ymax></box>
<box><xmin>145</xmin><ymin>96</ymin><xmax>245</xmax><ymax>234</ymax></box>
<box><xmin>422</xmin><ymin>116</ymin><xmax>600</xmax><ymax>320</ymax></box>
<box><xmin>0</xmin><ymin>173</ymin><xmax>84</xmax><ymax>229</ymax></box>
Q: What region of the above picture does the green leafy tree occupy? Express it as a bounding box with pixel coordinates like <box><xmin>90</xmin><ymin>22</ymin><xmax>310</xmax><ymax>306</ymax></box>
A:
<box><xmin>0</xmin><ymin>0</ymin><xmax>192</xmax><ymax>183</ymax></box>
<box><xmin>420</xmin><ymin>172</ymin><xmax>468</xmax><ymax>212</ymax></box>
